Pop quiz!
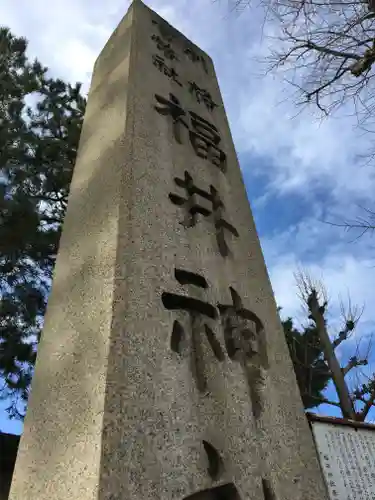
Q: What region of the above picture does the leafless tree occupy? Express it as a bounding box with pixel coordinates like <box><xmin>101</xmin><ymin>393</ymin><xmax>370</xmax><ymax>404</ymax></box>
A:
<box><xmin>225</xmin><ymin>0</ymin><xmax>375</xmax><ymax>234</ymax></box>
<box><xmin>228</xmin><ymin>0</ymin><xmax>375</xmax><ymax>119</ymax></box>
<box><xmin>294</xmin><ymin>270</ymin><xmax>375</xmax><ymax>421</ymax></box>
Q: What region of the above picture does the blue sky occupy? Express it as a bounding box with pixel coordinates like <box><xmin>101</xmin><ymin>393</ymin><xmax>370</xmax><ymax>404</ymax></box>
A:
<box><xmin>1</xmin><ymin>0</ymin><xmax>375</xmax><ymax>434</ymax></box>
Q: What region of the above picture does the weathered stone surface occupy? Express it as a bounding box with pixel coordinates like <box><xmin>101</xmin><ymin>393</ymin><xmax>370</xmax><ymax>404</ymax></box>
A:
<box><xmin>9</xmin><ymin>1</ymin><xmax>328</xmax><ymax>499</ymax></box>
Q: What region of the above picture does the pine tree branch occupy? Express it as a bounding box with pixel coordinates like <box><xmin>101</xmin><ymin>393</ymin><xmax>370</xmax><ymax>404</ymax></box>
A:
<box><xmin>304</xmin><ymin>394</ymin><xmax>341</xmax><ymax>408</ymax></box>
<box><xmin>40</xmin><ymin>215</ymin><xmax>63</xmax><ymax>224</ymax></box>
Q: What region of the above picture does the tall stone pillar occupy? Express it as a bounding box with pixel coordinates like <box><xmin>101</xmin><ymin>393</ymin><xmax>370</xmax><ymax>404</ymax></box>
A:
<box><xmin>9</xmin><ymin>2</ymin><xmax>328</xmax><ymax>499</ymax></box>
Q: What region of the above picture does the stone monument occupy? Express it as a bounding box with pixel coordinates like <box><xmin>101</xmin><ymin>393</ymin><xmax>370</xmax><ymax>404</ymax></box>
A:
<box><xmin>9</xmin><ymin>1</ymin><xmax>329</xmax><ymax>499</ymax></box>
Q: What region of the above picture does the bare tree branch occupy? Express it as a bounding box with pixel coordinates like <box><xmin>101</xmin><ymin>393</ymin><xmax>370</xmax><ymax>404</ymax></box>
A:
<box><xmin>357</xmin><ymin>382</ymin><xmax>375</xmax><ymax>419</ymax></box>
<box><xmin>228</xmin><ymin>0</ymin><xmax>375</xmax><ymax>164</ymax></box>
<box><xmin>342</xmin><ymin>356</ymin><xmax>368</xmax><ymax>375</ymax></box>
<box><xmin>303</xmin><ymin>394</ymin><xmax>342</xmax><ymax>407</ymax></box>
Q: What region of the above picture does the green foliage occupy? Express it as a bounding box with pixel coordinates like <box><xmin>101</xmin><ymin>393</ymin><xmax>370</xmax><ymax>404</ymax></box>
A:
<box><xmin>0</xmin><ymin>26</ymin><xmax>86</xmax><ymax>419</ymax></box>
<box><xmin>282</xmin><ymin>317</ymin><xmax>332</xmax><ymax>409</ymax></box>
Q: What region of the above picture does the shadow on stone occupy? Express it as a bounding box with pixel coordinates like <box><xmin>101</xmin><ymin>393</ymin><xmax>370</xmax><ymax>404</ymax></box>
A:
<box><xmin>183</xmin><ymin>483</ymin><xmax>240</xmax><ymax>500</ymax></box>
<box><xmin>0</xmin><ymin>433</ymin><xmax>20</xmax><ymax>500</ymax></box>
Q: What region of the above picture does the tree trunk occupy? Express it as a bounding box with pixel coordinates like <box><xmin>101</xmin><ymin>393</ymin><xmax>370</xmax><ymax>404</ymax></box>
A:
<box><xmin>308</xmin><ymin>291</ymin><xmax>356</xmax><ymax>420</ymax></box>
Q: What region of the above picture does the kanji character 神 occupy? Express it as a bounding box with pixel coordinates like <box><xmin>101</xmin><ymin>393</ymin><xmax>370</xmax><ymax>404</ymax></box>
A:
<box><xmin>162</xmin><ymin>269</ymin><xmax>224</xmax><ymax>393</ymax></box>
<box><xmin>218</xmin><ymin>287</ymin><xmax>268</xmax><ymax>418</ymax></box>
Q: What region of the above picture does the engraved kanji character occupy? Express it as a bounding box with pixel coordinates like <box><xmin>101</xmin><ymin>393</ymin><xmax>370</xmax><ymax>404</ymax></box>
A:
<box><xmin>210</xmin><ymin>185</ymin><xmax>239</xmax><ymax>257</ymax></box>
<box><xmin>151</xmin><ymin>34</ymin><xmax>179</xmax><ymax>61</ymax></box>
<box><xmin>189</xmin><ymin>111</ymin><xmax>227</xmax><ymax>172</ymax></box>
<box><xmin>162</xmin><ymin>269</ymin><xmax>224</xmax><ymax>393</ymax></box>
<box><xmin>182</xmin><ymin>483</ymin><xmax>240</xmax><ymax>500</ymax></box>
<box><xmin>152</xmin><ymin>55</ymin><xmax>182</xmax><ymax>86</ymax></box>
<box><xmin>189</xmin><ymin>81</ymin><xmax>217</xmax><ymax>111</ymax></box>
<box><xmin>218</xmin><ymin>287</ymin><xmax>267</xmax><ymax>364</ymax></box>
<box><xmin>152</xmin><ymin>19</ymin><xmax>175</xmax><ymax>42</ymax></box>
<box><xmin>169</xmin><ymin>171</ymin><xmax>239</xmax><ymax>257</ymax></box>
<box><xmin>154</xmin><ymin>93</ymin><xmax>188</xmax><ymax>143</ymax></box>
<box><xmin>185</xmin><ymin>47</ymin><xmax>208</xmax><ymax>73</ymax></box>
<box><xmin>218</xmin><ymin>287</ymin><xmax>268</xmax><ymax>418</ymax></box>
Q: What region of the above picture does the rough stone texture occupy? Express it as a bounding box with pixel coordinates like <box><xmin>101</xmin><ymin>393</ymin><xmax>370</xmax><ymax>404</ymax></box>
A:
<box><xmin>9</xmin><ymin>2</ymin><xmax>329</xmax><ymax>500</ymax></box>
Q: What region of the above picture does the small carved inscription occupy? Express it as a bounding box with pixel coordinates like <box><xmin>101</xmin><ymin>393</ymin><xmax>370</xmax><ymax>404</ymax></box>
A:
<box><xmin>152</xmin><ymin>19</ymin><xmax>209</xmax><ymax>74</ymax></box>
<box><xmin>154</xmin><ymin>93</ymin><xmax>227</xmax><ymax>172</ymax></box>
<box><xmin>151</xmin><ymin>34</ymin><xmax>179</xmax><ymax>61</ymax></box>
<box><xmin>152</xmin><ymin>55</ymin><xmax>182</xmax><ymax>86</ymax></box>
<box><xmin>185</xmin><ymin>47</ymin><xmax>208</xmax><ymax>73</ymax></box>
<box><xmin>152</xmin><ymin>19</ymin><xmax>175</xmax><ymax>42</ymax></box>
<box><xmin>189</xmin><ymin>81</ymin><xmax>217</xmax><ymax>111</ymax></box>
<box><xmin>169</xmin><ymin>171</ymin><xmax>239</xmax><ymax>257</ymax></box>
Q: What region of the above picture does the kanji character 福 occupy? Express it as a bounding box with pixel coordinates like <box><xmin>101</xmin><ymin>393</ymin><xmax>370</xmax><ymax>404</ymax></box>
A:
<box><xmin>189</xmin><ymin>111</ymin><xmax>227</xmax><ymax>172</ymax></box>
<box><xmin>154</xmin><ymin>93</ymin><xmax>189</xmax><ymax>144</ymax></box>
<box><xmin>154</xmin><ymin>94</ymin><xmax>227</xmax><ymax>172</ymax></box>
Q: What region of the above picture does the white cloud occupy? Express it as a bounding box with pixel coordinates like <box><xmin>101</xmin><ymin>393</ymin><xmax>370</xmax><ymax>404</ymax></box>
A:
<box><xmin>4</xmin><ymin>0</ymin><xmax>373</xmax><ymax>204</ymax></box>
<box><xmin>263</xmin><ymin>215</ymin><xmax>375</xmax><ymax>344</ymax></box>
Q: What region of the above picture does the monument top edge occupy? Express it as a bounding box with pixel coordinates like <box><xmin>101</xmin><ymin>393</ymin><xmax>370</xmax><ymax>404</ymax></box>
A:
<box><xmin>135</xmin><ymin>0</ymin><xmax>212</xmax><ymax>59</ymax></box>
<box><xmin>95</xmin><ymin>0</ymin><xmax>213</xmax><ymax>70</ymax></box>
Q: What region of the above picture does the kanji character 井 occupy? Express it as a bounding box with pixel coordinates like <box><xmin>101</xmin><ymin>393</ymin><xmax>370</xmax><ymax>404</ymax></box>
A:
<box><xmin>169</xmin><ymin>171</ymin><xmax>238</xmax><ymax>257</ymax></box>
